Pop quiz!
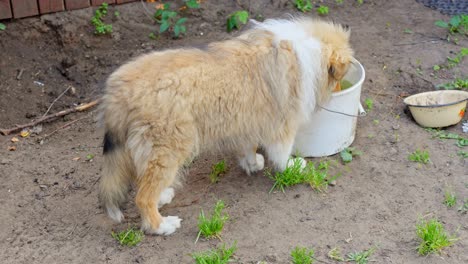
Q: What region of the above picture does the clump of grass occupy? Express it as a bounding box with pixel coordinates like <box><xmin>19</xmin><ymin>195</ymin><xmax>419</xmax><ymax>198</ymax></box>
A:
<box><xmin>437</xmin><ymin>78</ymin><xmax>468</xmax><ymax>90</ymax></box>
<box><xmin>447</xmin><ymin>47</ymin><xmax>468</xmax><ymax>68</ymax></box>
<box><xmin>416</xmin><ymin>218</ymin><xmax>457</xmax><ymax>255</ymax></box>
<box><xmin>267</xmin><ymin>159</ymin><xmax>336</xmax><ymax>193</ymax></box>
<box><xmin>458</xmin><ymin>199</ymin><xmax>468</xmax><ymax>214</ymax></box>
<box><xmin>364</xmin><ymin>98</ymin><xmax>374</xmax><ymax>111</ymax></box>
<box><xmin>210</xmin><ymin>160</ymin><xmax>227</xmax><ymax>183</ymax></box>
<box><xmin>91</xmin><ymin>3</ymin><xmax>113</xmax><ymax>35</ymax></box>
<box><xmin>316</xmin><ymin>5</ymin><xmax>329</xmax><ymax>16</ymax></box>
<box><xmin>226</xmin><ymin>10</ymin><xmax>249</xmax><ymax>32</ymax></box>
<box><xmin>291</xmin><ymin>246</ymin><xmax>315</xmax><ymax>264</ymax></box>
<box><xmin>408</xmin><ymin>149</ymin><xmax>430</xmax><ymax>164</ymax></box>
<box><xmin>196</xmin><ymin>200</ymin><xmax>229</xmax><ymax>242</ymax></box>
<box><xmin>192</xmin><ymin>242</ymin><xmax>237</xmax><ymax>264</ymax></box>
<box><xmin>346</xmin><ymin>247</ymin><xmax>376</xmax><ymax>264</ymax></box>
<box><xmin>444</xmin><ymin>189</ymin><xmax>457</xmax><ymax>208</ymax></box>
<box><xmin>111</xmin><ymin>227</ymin><xmax>144</xmax><ymax>246</ymax></box>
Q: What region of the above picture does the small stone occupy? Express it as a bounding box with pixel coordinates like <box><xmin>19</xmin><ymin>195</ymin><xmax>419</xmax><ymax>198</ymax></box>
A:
<box><xmin>1</xmin><ymin>159</ymin><xmax>11</xmax><ymax>165</ymax></box>
<box><xmin>329</xmin><ymin>180</ymin><xmax>337</xmax><ymax>186</ymax></box>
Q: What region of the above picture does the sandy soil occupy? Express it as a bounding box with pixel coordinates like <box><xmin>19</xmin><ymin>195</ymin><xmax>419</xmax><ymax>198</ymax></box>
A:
<box><xmin>0</xmin><ymin>0</ymin><xmax>467</xmax><ymax>263</ymax></box>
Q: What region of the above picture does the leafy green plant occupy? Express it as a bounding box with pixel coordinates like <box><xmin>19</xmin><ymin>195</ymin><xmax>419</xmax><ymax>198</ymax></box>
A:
<box><xmin>458</xmin><ymin>150</ymin><xmax>468</xmax><ymax>158</ymax></box>
<box><xmin>444</xmin><ymin>189</ymin><xmax>457</xmax><ymax>208</ymax></box>
<box><xmin>154</xmin><ymin>2</ymin><xmax>199</xmax><ymax>38</ymax></box>
<box><xmin>267</xmin><ymin>159</ymin><xmax>336</xmax><ymax>193</ymax></box>
<box><xmin>111</xmin><ymin>227</ymin><xmax>144</xmax><ymax>246</ymax></box>
<box><xmin>86</xmin><ymin>154</ymin><xmax>95</xmax><ymax>161</ymax></box>
<box><xmin>433</xmin><ymin>64</ymin><xmax>441</xmax><ymax>71</ymax></box>
<box><xmin>184</xmin><ymin>0</ymin><xmax>200</xmax><ymax>9</ymax></box>
<box><xmin>316</xmin><ymin>5</ymin><xmax>329</xmax><ymax>15</ymax></box>
<box><xmin>295</xmin><ymin>0</ymin><xmax>312</xmax><ymax>12</ymax></box>
<box><xmin>91</xmin><ymin>3</ymin><xmax>113</xmax><ymax>35</ymax></box>
<box><xmin>416</xmin><ymin>218</ymin><xmax>457</xmax><ymax>255</ymax></box>
<box><xmin>340</xmin><ymin>147</ymin><xmax>362</xmax><ymax>164</ymax></box>
<box><xmin>364</xmin><ymin>98</ymin><xmax>373</xmax><ymax>111</ymax></box>
<box><xmin>291</xmin><ymin>246</ymin><xmax>315</xmax><ymax>264</ymax></box>
<box><xmin>357</xmin><ymin>0</ymin><xmax>364</xmax><ymax>4</ymax></box>
<box><xmin>0</xmin><ymin>23</ymin><xmax>5</xmax><ymax>31</ymax></box>
<box><xmin>408</xmin><ymin>149</ymin><xmax>430</xmax><ymax>164</ymax></box>
<box><xmin>447</xmin><ymin>48</ymin><xmax>468</xmax><ymax>68</ymax></box>
<box><xmin>114</xmin><ymin>11</ymin><xmax>120</xmax><ymax>17</ymax></box>
<box><xmin>226</xmin><ymin>10</ymin><xmax>249</xmax><ymax>32</ymax></box>
<box><xmin>196</xmin><ymin>200</ymin><xmax>229</xmax><ymax>242</ymax></box>
<box><xmin>435</xmin><ymin>14</ymin><xmax>468</xmax><ymax>35</ymax></box>
<box><xmin>425</xmin><ymin>129</ymin><xmax>468</xmax><ymax>147</ymax></box>
<box><xmin>327</xmin><ymin>247</ymin><xmax>344</xmax><ymax>261</ymax></box>
<box><xmin>192</xmin><ymin>242</ymin><xmax>237</xmax><ymax>264</ymax></box>
<box><xmin>346</xmin><ymin>247</ymin><xmax>375</xmax><ymax>264</ymax></box>
<box><xmin>335</xmin><ymin>0</ymin><xmax>344</xmax><ymax>4</ymax></box>
<box><xmin>437</xmin><ymin>78</ymin><xmax>468</xmax><ymax>90</ymax></box>
<box><xmin>210</xmin><ymin>160</ymin><xmax>227</xmax><ymax>183</ymax></box>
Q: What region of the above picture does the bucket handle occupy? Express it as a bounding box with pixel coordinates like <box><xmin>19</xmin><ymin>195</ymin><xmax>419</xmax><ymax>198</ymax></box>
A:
<box><xmin>318</xmin><ymin>103</ymin><xmax>367</xmax><ymax>117</ymax></box>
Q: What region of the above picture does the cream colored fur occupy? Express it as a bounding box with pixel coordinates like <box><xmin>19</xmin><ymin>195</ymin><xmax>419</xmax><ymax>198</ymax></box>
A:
<box><xmin>98</xmin><ymin>17</ymin><xmax>353</xmax><ymax>235</ymax></box>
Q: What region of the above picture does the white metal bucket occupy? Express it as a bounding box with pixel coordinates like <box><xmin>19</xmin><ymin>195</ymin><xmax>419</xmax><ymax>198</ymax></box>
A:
<box><xmin>293</xmin><ymin>59</ymin><xmax>366</xmax><ymax>157</ymax></box>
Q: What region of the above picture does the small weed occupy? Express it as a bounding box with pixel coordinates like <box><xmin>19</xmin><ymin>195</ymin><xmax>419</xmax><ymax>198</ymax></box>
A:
<box><xmin>408</xmin><ymin>149</ymin><xmax>430</xmax><ymax>164</ymax></box>
<box><xmin>404</xmin><ymin>28</ymin><xmax>413</xmax><ymax>34</ymax></box>
<box><xmin>444</xmin><ymin>189</ymin><xmax>457</xmax><ymax>208</ymax></box>
<box><xmin>433</xmin><ymin>65</ymin><xmax>441</xmax><ymax>71</ymax></box>
<box><xmin>458</xmin><ymin>199</ymin><xmax>468</xmax><ymax>214</ymax></box>
<box><xmin>91</xmin><ymin>3</ymin><xmax>113</xmax><ymax>35</ymax></box>
<box><xmin>346</xmin><ymin>247</ymin><xmax>376</xmax><ymax>264</ymax></box>
<box><xmin>327</xmin><ymin>247</ymin><xmax>345</xmax><ymax>261</ymax></box>
<box><xmin>114</xmin><ymin>11</ymin><xmax>120</xmax><ymax>17</ymax></box>
<box><xmin>416</xmin><ymin>218</ymin><xmax>457</xmax><ymax>255</ymax></box>
<box><xmin>335</xmin><ymin>0</ymin><xmax>344</xmax><ymax>5</ymax></box>
<box><xmin>435</xmin><ymin>14</ymin><xmax>468</xmax><ymax>35</ymax></box>
<box><xmin>111</xmin><ymin>227</ymin><xmax>144</xmax><ymax>246</ymax></box>
<box><xmin>291</xmin><ymin>246</ymin><xmax>315</xmax><ymax>264</ymax></box>
<box><xmin>458</xmin><ymin>150</ymin><xmax>468</xmax><ymax>158</ymax></box>
<box><xmin>340</xmin><ymin>147</ymin><xmax>362</xmax><ymax>164</ymax></box>
<box><xmin>316</xmin><ymin>5</ymin><xmax>329</xmax><ymax>16</ymax></box>
<box><xmin>295</xmin><ymin>0</ymin><xmax>313</xmax><ymax>13</ymax></box>
<box><xmin>196</xmin><ymin>200</ymin><xmax>229</xmax><ymax>242</ymax></box>
<box><xmin>210</xmin><ymin>160</ymin><xmax>227</xmax><ymax>183</ymax></box>
<box><xmin>357</xmin><ymin>0</ymin><xmax>364</xmax><ymax>4</ymax></box>
<box><xmin>267</xmin><ymin>159</ymin><xmax>336</xmax><ymax>193</ymax></box>
<box><xmin>372</xmin><ymin>119</ymin><xmax>379</xmax><ymax>124</ymax></box>
<box><xmin>447</xmin><ymin>48</ymin><xmax>468</xmax><ymax>68</ymax></box>
<box><xmin>0</xmin><ymin>23</ymin><xmax>5</xmax><ymax>31</ymax></box>
<box><xmin>86</xmin><ymin>154</ymin><xmax>95</xmax><ymax>161</ymax></box>
<box><xmin>364</xmin><ymin>98</ymin><xmax>373</xmax><ymax>111</ymax></box>
<box><xmin>192</xmin><ymin>242</ymin><xmax>237</xmax><ymax>264</ymax></box>
<box><xmin>425</xmin><ymin>129</ymin><xmax>468</xmax><ymax>147</ymax></box>
<box><xmin>149</xmin><ymin>32</ymin><xmax>157</xmax><ymax>39</ymax></box>
<box><xmin>437</xmin><ymin>78</ymin><xmax>468</xmax><ymax>90</ymax></box>
<box><xmin>226</xmin><ymin>10</ymin><xmax>249</xmax><ymax>32</ymax></box>
<box><xmin>184</xmin><ymin>0</ymin><xmax>200</xmax><ymax>9</ymax></box>
<box><xmin>154</xmin><ymin>1</ymin><xmax>199</xmax><ymax>38</ymax></box>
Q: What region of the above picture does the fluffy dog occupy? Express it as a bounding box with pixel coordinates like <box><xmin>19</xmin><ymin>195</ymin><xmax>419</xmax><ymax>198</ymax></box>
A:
<box><xmin>99</xmin><ymin>17</ymin><xmax>353</xmax><ymax>235</ymax></box>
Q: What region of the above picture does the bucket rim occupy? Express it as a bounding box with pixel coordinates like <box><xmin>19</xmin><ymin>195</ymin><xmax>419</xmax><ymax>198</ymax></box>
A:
<box><xmin>332</xmin><ymin>58</ymin><xmax>366</xmax><ymax>97</ymax></box>
<box><xmin>403</xmin><ymin>90</ymin><xmax>468</xmax><ymax>108</ymax></box>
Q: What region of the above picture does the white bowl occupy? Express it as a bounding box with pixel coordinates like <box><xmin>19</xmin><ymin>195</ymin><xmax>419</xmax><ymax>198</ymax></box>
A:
<box><xmin>403</xmin><ymin>90</ymin><xmax>468</xmax><ymax>128</ymax></box>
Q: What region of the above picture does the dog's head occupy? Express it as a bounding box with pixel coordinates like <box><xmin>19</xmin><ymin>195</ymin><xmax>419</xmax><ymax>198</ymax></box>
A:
<box><xmin>303</xmin><ymin>20</ymin><xmax>354</xmax><ymax>95</ymax></box>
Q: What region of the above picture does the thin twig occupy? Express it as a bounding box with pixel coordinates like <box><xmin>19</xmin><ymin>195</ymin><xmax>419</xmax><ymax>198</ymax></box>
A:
<box><xmin>0</xmin><ymin>99</ymin><xmax>100</xmax><ymax>136</ymax></box>
<box><xmin>42</xmin><ymin>86</ymin><xmax>72</xmax><ymax>118</ymax></box>
<box><xmin>140</xmin><ymin>0</ymin><xmax>155</xmax><ymax>22</ymax></box>
<box><xmin>41</xmin><ymin>116</ymin><xmax>88</xmax><ymax>140</ymax></box>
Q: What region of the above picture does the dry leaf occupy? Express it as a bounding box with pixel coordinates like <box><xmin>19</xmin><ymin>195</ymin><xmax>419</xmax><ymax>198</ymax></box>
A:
<box><xmin>72</xmin><ymin>157</ymin><xmax>81</xmax><ymax>161</ymax></box>
<box><xmin>20</xmin><ymin>129</ymin><xmax>30</xmax><ymax>138</ymax></box>
<box><xmin>11</xmin><ymin>137</ymin><xmax>19</xmax><ymax>143</ymax></box>
<box><xmin>8</xmin><ymin>146</ymin><xmax>16</xmax><ymax>151</ymax></box>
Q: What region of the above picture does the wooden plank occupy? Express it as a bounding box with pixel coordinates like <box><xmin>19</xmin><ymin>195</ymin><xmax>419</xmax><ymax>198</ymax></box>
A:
<box><xmin>38</xmin><ymin>0</ymin><xmax>65</xmax><ymax>14</ymax></box>
<box><xmin>64</xmin><ymin>0</ymin><xmax>90</xmax><ymax>10</ymax></box>
<box><xmin>11</xmin><ymin>0</ymin><xmax>39</xmax><ymax>18</ymax></box>
<box><xmin>116</xmin><ymin>0</ymin><xmax>135</xmax><ymax>4</ymax></box>
<box><xmin>92</xmin><ymin>0</ymin><xmax>115</xmax><ymax>6</ymax></box>
<box><xmin>0</xmin><ymin>0</ymin><xmax>12</xmax><ymax>19</ymax></box>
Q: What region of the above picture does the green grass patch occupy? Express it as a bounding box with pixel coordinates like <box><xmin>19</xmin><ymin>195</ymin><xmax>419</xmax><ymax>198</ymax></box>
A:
<box><xmin>327</xmin><ymin>247</ymin><xmax>344</xmax><ymax>261</ymax></box>
<box><xmin>444</xmin><ymin>189</ymin><xmax>457</xmax><ymax>208</ymax></box>
<box><xmin>267</xmin><ymin>159</ymin><xmax>338</xmax><ymax>193</ymax></box>
<box><xmin>291</xmin><ymin>246</ymin><xmax>315</xmax><ymax>264</ymax></box>
<box><xmin>192</xmin><ymin>242</ymin><xmax>237</xmax><ymax>264</ymax></box>
<box><xmin>408</xmin><ymin>149</ymin><xmax>430</xmax><ymax>164</ymax></box>
<box><xmin>111</xmin><ymin>227</ymin><xmax>144</xmax><ymax>246</ymax></box>
<box><xmin>196</xmin><ymin>200</ymin><xmax>229</xmax><ymax>242</ymax></box>
<box><xmin>210</xmin><ymin>160</ymin><xmax>227</xmax><ymax>183</ymax></box>
<box><xmin>346</xmin><ymin>247</ymin><xmax>376</xmax><ymax>264</ymax></box>
<box><xmin>416</xmin><ymin>218</ymin><xmax>457</xmax><ymax>255</ymax></box>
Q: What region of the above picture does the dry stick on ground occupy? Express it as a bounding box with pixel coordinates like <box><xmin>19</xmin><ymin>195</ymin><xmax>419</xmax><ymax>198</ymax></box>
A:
<box><xmin>0</xmin><ymin>99</ymin><xmax>100</xmax><ymax>136</ymax></box>
<box><xmin>42</xmin><ymin>86</ymin><xmax>72</xmax><ymax>118</ymax></box>
<box><xmin>40</xmin><ymin>116</ymin><xmax>89</xmax><ymax>140</ymax></box>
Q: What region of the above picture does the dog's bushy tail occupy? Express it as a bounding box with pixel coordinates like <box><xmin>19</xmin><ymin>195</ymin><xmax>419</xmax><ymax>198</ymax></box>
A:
<box><xmin>99</xmin><ymin>131</ymin><xmax>135</xmax><ymax>222</ymax></box>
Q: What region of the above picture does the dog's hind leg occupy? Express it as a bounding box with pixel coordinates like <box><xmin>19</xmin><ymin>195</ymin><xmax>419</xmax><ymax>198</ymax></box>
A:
<box><xmin>99</xmin><ymin>132</ymin><xmax>134</xmax><ymax>223</ymax></box>
<box><xmin>238</xmin><ymin>145</ymin><xmax>265</xmax><ymax>175</ymax></box>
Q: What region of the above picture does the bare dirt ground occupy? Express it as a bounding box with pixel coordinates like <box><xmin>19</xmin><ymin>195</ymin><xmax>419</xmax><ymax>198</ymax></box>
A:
<box><xmin>0</xmin><ymin>0</ymin><xmax>467</xmax><ymax>263</ymax></box>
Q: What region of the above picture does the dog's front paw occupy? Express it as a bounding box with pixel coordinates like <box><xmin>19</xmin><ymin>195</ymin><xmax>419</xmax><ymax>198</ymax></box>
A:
<box><xmin>158</xmin><ymin>187</ymin><xmax>175</xmax><ymax>208</ymax></box>
<box><xmin>287</xmin><ymin>157</ymin><xmax>307</xmax><ymax>170</ymax></box>
<box><xmin>145</xmin><ymin>216</ymin><xmax>182</xmax><ymax>236</ymax></box>
<box><xmin>240</xmin><ymin>153</ymin><xmax>265</xmax><ymax>174</ymax></box>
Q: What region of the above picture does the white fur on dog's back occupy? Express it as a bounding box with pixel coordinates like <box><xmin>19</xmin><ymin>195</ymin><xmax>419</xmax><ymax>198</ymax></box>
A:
<box><xmin>253</xmin><ymin>18</ymin><xmax>323</xmax><ymax>119</ymax></box>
